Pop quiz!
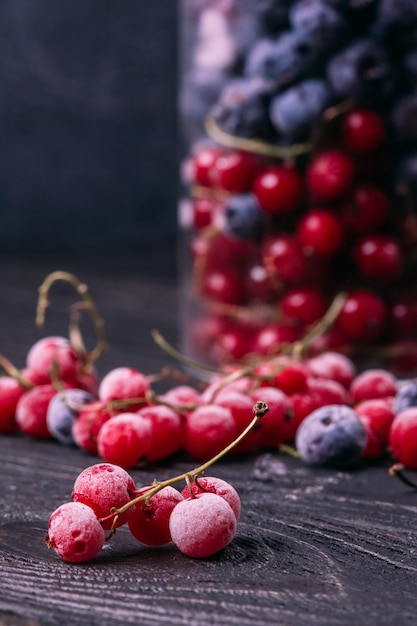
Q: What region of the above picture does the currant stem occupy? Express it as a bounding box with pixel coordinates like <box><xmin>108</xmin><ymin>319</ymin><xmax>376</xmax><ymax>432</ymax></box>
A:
<box><xmin>151</xmin><ymin>328</ymin><xmax>219</xmax><ymax>374</ymax></box>
<box><xmin>105</xmin><ymin>401</ymin><xmax>269</xmax><ymax>529</ymax></box>
<box><xmin>36</xmin><ymin>270</ymin><xmax>107</xmax><ymax>364</ymax></box>
<box><xmin>389</xmin><ymin>463</ymin><xmax>417</xmax><ymax>490</ymax></box>
<box><xmin>204</xmin><ymin>116</ymin><xmax>312</xmax><ymax>159</ymax></box>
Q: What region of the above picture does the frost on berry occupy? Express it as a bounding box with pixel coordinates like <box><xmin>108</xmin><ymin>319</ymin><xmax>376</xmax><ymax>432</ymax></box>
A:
<box><xmin>169</xmin><ymin>492</ymin><xmax>237</xmax><ymax>558</ymax></box>
<box><xmin>136</xmin><ymin>405</ymin><xmax>183</xmax><ymax>462</ymax></box>
<box><xmin>96</xmin><ymin>413</ymin><xmax>152</xmax><ymax>469</ymax></box>
<box><xmin>26</xmin><ymin>336</ymin><xmax>81</xmax><ymax>385</ymax></box>
<box><xmin>181</xmin><ymin>476</ymin><xmax>241</xmax><ymax>521</ymax></box>
<box><xmin>47</xmin><ymin>501</ymin><xmax>105</xmax><ymax>563</ymax></box>
<box><xmin>183</xmin><ymin>404</ymin><xmax>238</xmax><ymax>461</ymax></box>
<box><xmin>72</xmin><ymin>463</ymin><xmax>136</xmax><ymax>529</ymax></box>
<box><xmin>15</xmin><ymin>384</ymin><xmax>58</xmax><ymax>439</ymax></box>
<box><xmin>98</xmin><ymin>367</ymin><xmax>150</xmax><ymax>408</ymax></box>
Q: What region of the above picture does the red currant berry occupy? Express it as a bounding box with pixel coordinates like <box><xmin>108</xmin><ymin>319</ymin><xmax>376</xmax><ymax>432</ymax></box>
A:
<box><xmin>191</xmin><ymin>144</ymin><xmax>223</xmax><ymax>187</ymax></box>
<box><xmin>307</xmin><ymin>149</ymin><xmax>355</xmax><ymax>201</ymax></box>
<box><xmin>181</xmin><ymin>476</ymin><xmax>241</xmax><ymax>520</ymax></box>
<box><xmin>307</xmin><ymin>376</ymin><xmax>350</xmax><ymax>406</ymax></box>
<box><xmin>250</xmin><ymin>386</ymin><xmax>292</xmax><ymax>447</ymax></box>
<box><xmin>137</xmin><ymin>405</ymin><xmax>183</xmax><ymax>462</ymax></box>
<box><xmin>390</xmin><ymin>299</ymin><xmax>417</xmax><ymax>338</ymax></box>
<box><xmin>389</xmin><ymin>408</ymin><xmax>417</xmax><ymax>469</ymax></box>
<box><xmin>72</xmin><ymin>400</ymin><xmax>113</xmax><ymax>455</ymax></box>
<box><xmin>128</xmin><ymin>486</ymin><xmax>184</xmax><ymax>546</ymax></box>
<box><xmin>26</xmin><ymin>336</ymin><xmax>81</xmax><ymax>385</ymax></box>
<box><xmin>201</xmin><ymin>268</ymin><xmax>246</xmax><ymax>306</ymax></box>
<box><xmin>353</xmin><ymin>235</ymin><xmax>404</xmax><ymax>280</ymax></box>
<box><xmin>355</xmin><ymin>398</ymin><xmax>394</xmax><ymax>458</ymax></box>
<box><xmin>336</xmin><ymin>290</ymin><xmax>387</xmax><ymax>342</ymax></box>
<box><xmin>342</xmin><ymin>108</ymin><xmax>386</xmax><ymax>153</ymax></box>
<box><xmin>262</xmin><ymin>235</ymin><xmax>307</xmax><ymax>284</ymax></box>
<box><xmin>47</xmin><ymin>502</ymin><xmax>105</xmax><ymax>563</ymax></box>
<box><xmin>15</xmin><ymin>383</ymin><xmax>61</xmax><ymax>439</ymax></box>
<box><xmin>98</xmin><ymin>367</ymin><xmax>150</xmax><ymax>409</ymax></box>
<box><xmin>169</xmin><ymin>492</ymin><xmax>237</xmax><ymax>558</ymax></box>
<box><xmin>251</xmin><ymin>323</ymin><xmax>300</xmax><ymax>357</ymax></box>
<box><xmin>212</xmin><ymin>150</ymin><xmax>260</xmax><ymax>193</ymax></box>
<box><xmin>72</xmin><ymin>463</ymin><xmax>136</xmax><ymax>530</ymax></box>
<box><xmin>341</xmin><ymin>183</ymin><xmax>390</xmax><ymax>233</ymax></box>
<box><xmin>0</xmin><ymin>376</ymin><xmax>26</xmax><ymax>434</ymax></box>
<box><xmin>280</xmin><ymin>287</ymin><xmax>327</xmax><ymax>327</ymax></box>
<box><xmin>253</xmin><ymin>165</ymin><xmax>304</xmax><ymax>214</ymax></box>
<box><xmin>192</xmin><ymin>198</ymin><xmax>218</xmax><ymax>230</ymax></box>
<box><xmin>215</xmin><ymin>390</ymin><xmax>262</xmax><ymax>453</ymax></box>
<box><xmin>306</xmin><ymin>351</ymin><xmax>356</xmax><ymax>389</ymax></box>
<box><xmin>96</xmin><ymin>413</ymin><xmax>152</xmax><ymax>469</ymax></box>
<box><xmin>297</xmin><ymin>209</ymin><xmax>345</xmax><ymax>257</ymax></box>
<box><xmin>245</xmin><ymin>261</ymin><xmax>277</xmax><ymax>302</ymax></box>
<box><xmin>183</xmin><ymin>404</ymin><xmax>238</xmax><ymax>461</ymax></box>
<box><xmin>349</xmin><ymin>369</ymin><xmax>397</xmax><ymax>404</ymax></box>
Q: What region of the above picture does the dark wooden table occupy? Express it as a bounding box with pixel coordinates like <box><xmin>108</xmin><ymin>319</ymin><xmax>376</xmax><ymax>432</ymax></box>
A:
<box><xmin>1</xmin><ymin>247</ymin><xmax>417</xmax><ymax>626</ymax></box>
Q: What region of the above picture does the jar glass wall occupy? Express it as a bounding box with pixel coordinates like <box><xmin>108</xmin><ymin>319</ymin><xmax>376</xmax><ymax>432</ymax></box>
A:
<box><xmin>178</xmin><ymin>0</ymin><xmax>417</xmax><ymax>377</ymax></box>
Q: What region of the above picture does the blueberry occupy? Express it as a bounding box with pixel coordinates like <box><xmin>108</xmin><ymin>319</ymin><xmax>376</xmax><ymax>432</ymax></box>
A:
<box><xmin>269</xmin><ymin>78</ymin><xmax>334</xmax><ymax>139</ymax></box>
<box><xmin>372</xmin><ymin>0</ymin><xmax>417</xmax><ymax>54</ymax></box>
<box><xmin>245</xmin><ymin>30</ymin><xmax>320</xmax><ymax>91</ymax></box>
<box><xmin>326</xmin><ymin>38</ymin><xmax>396</xmax><ymax>105</ymax></box>
<box><xmin>289</xmin><ymin>0</ymin><xmax>351</xmax><ymax>56</ymax></box>
<box><xmin>211</xmin><ymin>77</ymin><xmax>276</xmax><ymax>139</ymax></box>
<box><xmin>295</xmin><ymin>405</ymin><xmax>366</xmax><ymax>468</ymax></box>
<box><xmin>46</xmin><ymin>388</ymin><xmax>94</xmax><ymax>445</ymax></box>
<box><xmin>223</xmin><ymin>193</ymin><xmax>265</xmax><ymax>241</ymax></box>
<box><xmin>391</xmin><ymin>94</ymin><xmax>417</xmax><ymax>143</ymax></box>
<box><xmin>393</xmin><ymin>380</ymin><xmax>417</xmax><ymax>414</ymax></box>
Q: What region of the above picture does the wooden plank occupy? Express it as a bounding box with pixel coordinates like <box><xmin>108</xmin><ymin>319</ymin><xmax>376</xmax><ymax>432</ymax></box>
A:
<box><xmin>1</xmin><ymin>250</ymin><xmax>417</xmax><ymax>626</ymax></box>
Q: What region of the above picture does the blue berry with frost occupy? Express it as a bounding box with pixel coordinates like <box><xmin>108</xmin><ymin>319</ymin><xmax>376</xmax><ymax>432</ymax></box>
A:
<box><xmin>295</xmin><ymin>405</ymin><xmax>366</xmax><ymax>468</ymax></box>
<box><xmin>223</xmin><ymin>193</ymin><xmax>265</xmax><ymax>241</ymax></box>
<box><xmin>269</xmin><ymin>78</ymin><xmax>334</xmax><ymax>139</ymax></box>
<box><xmin>46</xmin><ymin>388</ymin><xmax>95</xmax><ymax>445</ymax></box>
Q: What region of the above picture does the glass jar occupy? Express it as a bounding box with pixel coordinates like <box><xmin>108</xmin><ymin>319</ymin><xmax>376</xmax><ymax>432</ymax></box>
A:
<box><xmin>178</xmin><ymin>0</ymin><xmax>417</xmax><ymax>377</ymax></box>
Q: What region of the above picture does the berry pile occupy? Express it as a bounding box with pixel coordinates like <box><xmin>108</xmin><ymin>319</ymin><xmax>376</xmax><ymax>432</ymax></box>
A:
<box><xmin>180</xmin><ymin>0</ymin><xmax>417</xmax><ymax>371</ymax></box>
<box><xmin>46</xmin><ymin>403</ymin><xmax>265</xmax><ymax>563</ymax></box>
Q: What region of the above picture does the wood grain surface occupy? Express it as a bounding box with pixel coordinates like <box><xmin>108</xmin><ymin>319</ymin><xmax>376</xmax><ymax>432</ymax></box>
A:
<box><xmin>1</xmin><ymin>249</ymin><xmax>417</xmax><ymax>626</ymax></box>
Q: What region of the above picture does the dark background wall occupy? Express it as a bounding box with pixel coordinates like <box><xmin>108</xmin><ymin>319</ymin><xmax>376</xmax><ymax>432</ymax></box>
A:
<box><xmin>0</xmin><ymin>1</ymin><xmax>178</xmax><ymax>254</ymax></box>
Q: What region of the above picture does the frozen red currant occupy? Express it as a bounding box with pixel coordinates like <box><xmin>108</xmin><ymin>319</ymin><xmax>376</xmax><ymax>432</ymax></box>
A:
<box><xmin>336</xmin><ymin>290</ymin><xmax>387</xmax><ymax>342</ymax></box>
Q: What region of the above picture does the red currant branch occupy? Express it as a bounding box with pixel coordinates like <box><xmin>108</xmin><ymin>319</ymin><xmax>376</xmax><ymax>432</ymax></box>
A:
<box><xmin>36</xmin><ymin>270</ymin><xmax>108</xmax><ymax>364</ymax></box>
<box><xmin>103</xmin><ymin>400</ymin><xmax>269</xmax><ymax>533</ymax></box>
<box><xmin>0</xmin><ymin>354</ymin><xmax>34</xmax><ymax>389</ymax></box>
<box><xmin>204</xmin><ymin>116</ymin><xmax>312</xmax><ymax>160</ymax></box>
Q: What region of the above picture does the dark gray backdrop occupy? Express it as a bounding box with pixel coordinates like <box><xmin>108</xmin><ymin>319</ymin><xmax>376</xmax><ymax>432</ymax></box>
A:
<box><xmin>0</xmin><ymin>1</ymin><xmax>178</xmax><ymax>254</ymax></box>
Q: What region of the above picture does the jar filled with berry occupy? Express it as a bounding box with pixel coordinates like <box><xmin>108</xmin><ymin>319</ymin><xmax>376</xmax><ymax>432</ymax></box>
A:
<box><xmin>178</xmin><ymin>0</ymin><xmax>417</xmax><ymax>377</ymax></box>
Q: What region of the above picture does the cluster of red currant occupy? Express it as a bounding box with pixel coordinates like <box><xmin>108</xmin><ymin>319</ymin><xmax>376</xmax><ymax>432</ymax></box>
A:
<box><xmin>182</xmin><ymin>106</ymin><xmax>417</xmax><ymax>375</ymax></box>
<box><xmin>46</xmin><ymin>402</ymin><xmax>266</xmax><ymax>563</ymax></box>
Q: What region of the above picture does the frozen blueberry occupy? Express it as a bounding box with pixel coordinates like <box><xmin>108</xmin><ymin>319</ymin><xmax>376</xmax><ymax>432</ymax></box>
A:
<box><xmin>295</xmin><ymin>405</ymin><xmax>366</xmax><ymax>468</ymax></box>
<box><xmin>245</xmin><ymin>30</ymin><xmax>320</xmax><ymax>91</ymax></box>
<box><xmin>223</xmin><ymin>193</ymin><xmax>265</xmax><ymax>241</ymax></box>
<box><xmin>393</xmin><ymin>380</ymin><xmax>417</xmax><ymax>414</ymax></box>
<box><xmin>289</xmin><ymin>0</ymin><xmax>351</xmax><ymax>57</ymax></box>
<box><xmin>269</xmin><ymin>78</ymin><xmax>334</xmax><ymax>139</ymax></box>
<box><xmin>326</xmin><ymin>38</ymin><xmax>396</xmax><ymax>104</ymax></box>
<box><xmin>211</xmin><ymin>77</ymin><xmax>276</xmax><ymax>139</ymax></box>
<box><xmin>46</xmin><ymin>388</ymin><xmax>95</xmax><ymax>445</ymax></box>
